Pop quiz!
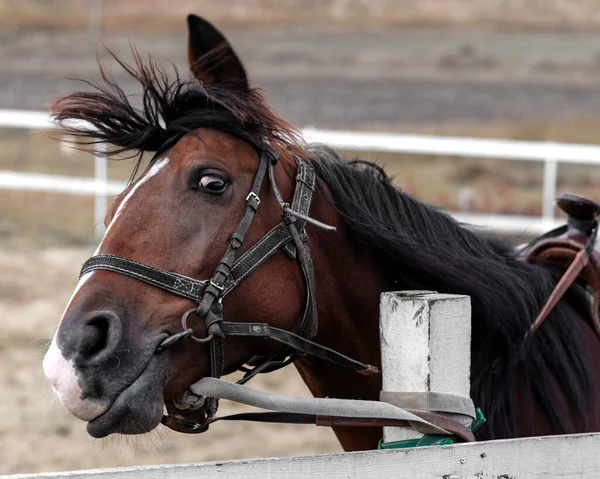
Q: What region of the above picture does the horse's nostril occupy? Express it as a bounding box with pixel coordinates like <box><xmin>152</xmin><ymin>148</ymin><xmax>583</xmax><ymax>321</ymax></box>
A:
<box><xmin>80</xmin><ymin>321</ymin><xmax>108</xmax><ymax>358</ymax></box>
<box><xmin>76</xmin><ymin>311</ymin><xmax>121</xmax><ymax>362</ymax></box>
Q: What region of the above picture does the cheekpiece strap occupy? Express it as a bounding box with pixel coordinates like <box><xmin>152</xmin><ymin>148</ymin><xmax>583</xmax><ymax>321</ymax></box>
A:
<box><xmin>223</xmin><ymin>160</ymin><xmax>316</xmax><ymax>296</ymax></box>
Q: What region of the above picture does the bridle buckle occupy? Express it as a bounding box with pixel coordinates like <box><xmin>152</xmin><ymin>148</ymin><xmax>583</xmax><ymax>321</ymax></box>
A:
<box><xmin>246</xmin><ymin>191</ymin><xmax>261</xmax><ymax>209</ymax></box>
<box><xmin>208</xmin><ymin>279</ymin><xmax>225</xmax><ymax>293</ymax></box>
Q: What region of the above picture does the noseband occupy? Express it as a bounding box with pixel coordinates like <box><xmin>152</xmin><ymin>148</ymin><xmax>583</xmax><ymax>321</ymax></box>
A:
<box><xmin>80</xmin><ymin>147</ymin><xmax>379</xmax><ymax>432</ymax></box>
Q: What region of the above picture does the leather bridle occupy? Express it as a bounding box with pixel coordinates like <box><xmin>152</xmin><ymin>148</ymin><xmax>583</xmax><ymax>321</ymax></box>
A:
<box><xmin>80</xmin><ymin>146</ymin><xmax>380</xmax><ymax>432</ymax></box>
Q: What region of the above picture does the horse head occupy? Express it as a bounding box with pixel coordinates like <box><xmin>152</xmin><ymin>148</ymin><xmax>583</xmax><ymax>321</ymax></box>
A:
<box><xmin>42</xmin><ymin>15</ymin><xmax>348</xmax><ymax>439</ymax></box>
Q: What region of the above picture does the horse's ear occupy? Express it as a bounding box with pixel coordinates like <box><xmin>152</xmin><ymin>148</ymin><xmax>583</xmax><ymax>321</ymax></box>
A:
<box><xmin>187</xmin><ymin>14</ymin><xmax>249</xmax><ymax>90</ymax></box>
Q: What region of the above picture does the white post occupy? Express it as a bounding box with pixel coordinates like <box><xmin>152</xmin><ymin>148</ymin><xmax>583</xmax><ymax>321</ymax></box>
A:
<box><xmin>379</xmin><ymin>291</ymin><xmax>472</xmax><ymax>443</ymax></box>
<box><xmin>542</xmin><ymin>142</ymin><xmax>558</xmax><ymax>220</ymax></box>
<box><xmin>94</xmin><ymin>143</ymin><xmax>108</xmax><ymax>240</ymax></box>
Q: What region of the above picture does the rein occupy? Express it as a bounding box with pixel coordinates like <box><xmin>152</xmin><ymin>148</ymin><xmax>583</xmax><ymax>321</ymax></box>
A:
<box><xmin>80</xmin><ymin>147</ymin><xmax>380</xmax><ymax>432</ymax></box>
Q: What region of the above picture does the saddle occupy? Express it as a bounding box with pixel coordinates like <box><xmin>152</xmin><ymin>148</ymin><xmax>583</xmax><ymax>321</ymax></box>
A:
<box><xmin>518</xmin><ymin>193</ymin><xmax>600</xmax><ymax>338</ymax></box>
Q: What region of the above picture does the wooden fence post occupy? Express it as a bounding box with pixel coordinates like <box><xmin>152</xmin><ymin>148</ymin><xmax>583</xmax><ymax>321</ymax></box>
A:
<box><xmin>379</xmin><ymin>291</ymin><xmax>472</xmax><ymax>443</ymax></box>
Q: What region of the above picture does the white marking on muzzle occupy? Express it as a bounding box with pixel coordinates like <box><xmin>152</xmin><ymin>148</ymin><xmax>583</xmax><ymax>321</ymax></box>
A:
<box><xmin>44</xmin><ymin>157</ymin><xmax>170</xmax><ymax>421</ymax></box>
<box><xmin>42</xmin><ymin>337</ymin><xmax>108</xmax><ymax>421</ymax></box>
<box><xmin>44</xmin><ymin>271</ymin><xmax>106</xmax><ymax>421</ymax></box>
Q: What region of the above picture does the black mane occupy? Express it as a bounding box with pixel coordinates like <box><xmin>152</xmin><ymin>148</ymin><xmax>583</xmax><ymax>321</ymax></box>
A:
<box><xmin>51</xmin><ymin>50</ymin><xmax>303</xmax><ymax>176</ymax></box>
<box><xmin>310</xmin><ymin>144</ymin><xmax>593</xmax><ymax>439</ymax></box>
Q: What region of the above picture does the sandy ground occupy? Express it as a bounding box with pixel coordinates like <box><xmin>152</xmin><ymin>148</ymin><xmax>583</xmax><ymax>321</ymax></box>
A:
<box><xmin>0</xmin><ymin>246</ymin><xmax>341</xmax><ymax>475</ymax></box>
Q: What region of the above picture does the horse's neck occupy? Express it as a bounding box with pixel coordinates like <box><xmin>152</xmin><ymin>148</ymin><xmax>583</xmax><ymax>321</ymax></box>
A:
<box><xmin>293</xmin><ymin>193</ymin><xmax>387</xmax><ymax>451</ymax></box>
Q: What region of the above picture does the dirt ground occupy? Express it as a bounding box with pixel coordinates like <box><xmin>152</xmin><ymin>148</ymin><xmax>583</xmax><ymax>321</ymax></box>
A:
<box><xmin>0</xmin><ymin>246</ymin><xmax>341</xmax><ymax>475</ymax></box>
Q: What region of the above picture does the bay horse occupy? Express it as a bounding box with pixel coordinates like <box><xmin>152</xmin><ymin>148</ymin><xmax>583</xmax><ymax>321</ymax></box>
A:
<box><xmin>43</xmin><ymin>14</ymin><xmax>600</xmax><ymax>451</ymax></box>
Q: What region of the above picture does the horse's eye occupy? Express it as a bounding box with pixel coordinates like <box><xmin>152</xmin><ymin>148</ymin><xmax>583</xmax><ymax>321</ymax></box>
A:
<box><xmin>197</xmin><ymin>174</ymin><xmax>228</xmax><ymax>194</ymax></box>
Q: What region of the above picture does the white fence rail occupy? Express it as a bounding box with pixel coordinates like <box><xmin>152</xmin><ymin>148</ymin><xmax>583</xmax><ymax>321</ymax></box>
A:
<box><xmin>301</xmin><ymin>127</ymin><xmax>600</xmax><ymax>223</ymax></box>
<box><xmin>3</xmin><ymin>433</ymin><xmax>599</xmax><ymax>479</ymax></box>
<box><xmin>3</xmin><ymin>109</ymin><xmax>600</xmax><ymax>236</ymax></box>
<box><xmin>0</xmin><ymin>171</ymin><xmax>125</xmax><ymax>196</ymax></box>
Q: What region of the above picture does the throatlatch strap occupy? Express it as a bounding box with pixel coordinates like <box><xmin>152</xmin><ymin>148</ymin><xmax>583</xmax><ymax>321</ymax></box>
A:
<box><xmin>288</xmin><ymin>219</ymin><xmax>318</xmax><ymax>339</ymax></box>
<box><xmin>290</xmin><ymin>159</ymin><xmax>316</xmax><ymax>234</ymax></box>
<box><xmin>288</xmin><ymin>160</ymin><xmax>318</xmax><ymax>338</ymax></box>
<box><xmin>80</xmin><ymin>254</ymin><xmax>206</xmax><ymax>302</ymax></box>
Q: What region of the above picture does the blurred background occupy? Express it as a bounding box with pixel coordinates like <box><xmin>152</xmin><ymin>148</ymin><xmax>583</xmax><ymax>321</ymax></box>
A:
<box><xmin>2</xmin><ymin>0</ymin><xmax>600</xmax><ymax>474</ymax></box>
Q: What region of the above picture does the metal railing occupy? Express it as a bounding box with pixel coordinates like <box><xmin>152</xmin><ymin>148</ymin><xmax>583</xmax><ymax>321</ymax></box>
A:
<box><xmin>3</xmin><ymin>108</ymin><xmax>600</xmax><ymax>237</ymax></box>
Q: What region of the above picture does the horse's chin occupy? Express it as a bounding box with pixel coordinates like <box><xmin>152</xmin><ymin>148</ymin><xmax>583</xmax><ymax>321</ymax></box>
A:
<box><xmin>86</xmin><ymin>353</ymin><xmax>168</xmax><ymax>438</ymax></box>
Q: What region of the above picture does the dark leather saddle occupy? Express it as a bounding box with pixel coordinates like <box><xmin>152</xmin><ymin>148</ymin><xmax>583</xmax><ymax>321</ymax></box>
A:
<box><xmin>518</xmin><ymin>193</ymin><xmax>600</xmax><ymax>337</ymax></box>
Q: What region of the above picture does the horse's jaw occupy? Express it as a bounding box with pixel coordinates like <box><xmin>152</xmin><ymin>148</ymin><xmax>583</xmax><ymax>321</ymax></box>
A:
<box><xmin>86</xmin><ymin>352</ymin><xmax>168</xmax><ymax>438</ymax></box>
